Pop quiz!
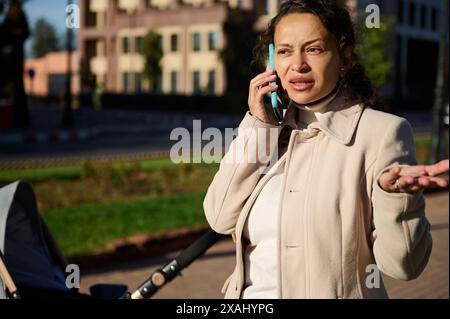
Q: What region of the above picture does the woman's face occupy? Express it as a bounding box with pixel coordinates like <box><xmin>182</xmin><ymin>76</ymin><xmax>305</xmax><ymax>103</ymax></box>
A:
<box><xmin>274</xmin><ymin>13</ymin><xmax>343</xmax><ymax>104</ymax></box>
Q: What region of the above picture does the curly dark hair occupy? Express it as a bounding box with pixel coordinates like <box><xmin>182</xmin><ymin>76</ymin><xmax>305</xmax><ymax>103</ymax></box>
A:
<box><xmin>251</xmin><ymin>0</ymin><xmax>386</xmax><ymax>111</ymax></box>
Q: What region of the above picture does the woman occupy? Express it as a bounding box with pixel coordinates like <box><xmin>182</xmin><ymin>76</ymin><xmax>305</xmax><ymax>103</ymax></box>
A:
<box><xmin>203</xmin><ymin>0</ymin><xmax>449</xmax><ymax>299</ymax></box>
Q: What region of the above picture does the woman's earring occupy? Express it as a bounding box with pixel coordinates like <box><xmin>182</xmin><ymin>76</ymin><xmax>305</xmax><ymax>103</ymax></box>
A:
<box><xmin>340</xmin><ymin>67</ymin><xmax>346</xmax><ymax>78</ymax></box>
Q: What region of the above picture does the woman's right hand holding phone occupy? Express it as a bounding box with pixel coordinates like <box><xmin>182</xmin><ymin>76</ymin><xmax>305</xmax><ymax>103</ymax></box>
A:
<box><xmin>248</xmin><ymin>68</ymin><xmax>280</xmax><ymax>125</ymax></box>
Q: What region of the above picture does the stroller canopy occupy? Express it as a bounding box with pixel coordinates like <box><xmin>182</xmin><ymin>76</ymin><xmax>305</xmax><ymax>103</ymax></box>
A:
<box><xmin>0</xmin><ymin>181</ymin><xmax>69</xmax><ymax>299</ymax></box>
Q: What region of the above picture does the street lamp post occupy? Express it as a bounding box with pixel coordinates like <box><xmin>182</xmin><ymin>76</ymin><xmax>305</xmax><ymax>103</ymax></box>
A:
<box><xmin>62</xmin><ymin>0</ymin><xmax>75</xmax><ymax>128</ymax></box>
<box><xmin>429</xmin><ymin>0</ymin><xmax>448</xmax><ymax>164</ymax></box>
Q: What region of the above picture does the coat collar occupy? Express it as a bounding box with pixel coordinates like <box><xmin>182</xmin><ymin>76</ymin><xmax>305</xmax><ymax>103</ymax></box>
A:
<box><xmin>282</xmin><ymin>91</ymin><xmax>365</xmax><ymax>145</ymax></box>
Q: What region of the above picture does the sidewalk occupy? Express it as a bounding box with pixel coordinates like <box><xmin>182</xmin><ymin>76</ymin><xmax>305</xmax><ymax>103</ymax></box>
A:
<box><xmin>79</xmin><ymin>191</ymin><xmax>448</xmax><ymax>299</ymax></box>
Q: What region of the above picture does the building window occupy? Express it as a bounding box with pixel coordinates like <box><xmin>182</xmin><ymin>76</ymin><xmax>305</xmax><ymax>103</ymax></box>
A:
<box><xmin>420</xmin><ymin>5</ymin><xmax>427</xmax><ymax>29</ymax></box>
<box><xmin>431</xmin><ymin>7</ymin><xmax>438</xmax><ymax>31</ymax></box>
<box><xmin>123</xmin><ymin>72</ymin><xmax>130</xmax><ymax>93</ymax></box>
<box><xmin>136</xmin><ymin>36</ymin><xmax>143</xmax><ymax>54</ymax></box>
<box><xmin>170</xmin><ymin>71</ymin><xmax>178</xmax><ymax>94</ymax></box>
<box><xmin>193</xmin><ymin>32</ymin><xmax>201</xmax><ymax>52</ymax></box>
<box><xmin>97</xmin><ymin>40</ymin><xmax>106</xmax><ymax>57</ymax></box>
<box><xmin>86</xmin><ymin>9</ymin><xmax>97</xmax><ymax>27</ymax></box>
<box><xmin>398</xmin><ymin>0</ymin><xmax>404</xmax><ymax>24</ymax></box>
<box><xmin>409</xmin><ymin>1</ymin><xmax>415</xmax><ymax>27</ymax></box>
<box><xmin>208</xmin><ymin>32</ymin><xmax>218</xmax><ymax>51</ymax></box>
<box><xmin>96</xmin><ymin>11</ymin><xmax>106</xmax><ymax>28</ymax></box>
<box><xmin>170</xmin><ymin>34</ymin><xmax>178</xmax><ymax>52</ymax></box>
<box><xmin>192</xmin><ymin>71</ymin><xmax>201</xmax><ymax>94</ymax></box>
<box><xmin>122</xmin><ymin>37</ymin><xmax>130</xmax><ymax>53</ymax></box>
<box><xmin>117</xmin><ymin>3</ymin><xmax>127</xmax><ymax>14</ymax></box>
<box><xmin>159</xmin><ymin>36</ymin><xmax>164</xmax><ymax>52</ymax></box>
<box><xmin>265</xmin><ymin>0</ymin><xmax>270</xmax><ymax>14</ymax></box>
<box><xmin>156</xmin><ymin>75</ymin><xmax>163</xmax><ymax>93</ymax></box>
<box><xmin>207</xmin><ymin>70</ymin><xmax>215</xmax><ymax>94</ymax></box>
<box><xmin>85</xmin><ymin>40</ymin><xmax>97</xmax><ymax>58</ymax></box>
<box><xmin>135</xmin><ymin>73</ymin><xmax>142</xmax><ymax>93</ymax></box>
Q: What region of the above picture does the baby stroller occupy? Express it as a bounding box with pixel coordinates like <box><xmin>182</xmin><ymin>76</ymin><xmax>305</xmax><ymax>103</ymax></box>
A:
<box><xmin>0</xmin><ymin>180</ymin><xmax>224</xmax><ymax>299</ymax></box>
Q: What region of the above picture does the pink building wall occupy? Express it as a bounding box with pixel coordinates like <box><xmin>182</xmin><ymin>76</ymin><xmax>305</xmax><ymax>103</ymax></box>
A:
<box><xmin>24</xmin><ymin>51</ymin><xmax>80</xmax><ymax>97</ymax></box>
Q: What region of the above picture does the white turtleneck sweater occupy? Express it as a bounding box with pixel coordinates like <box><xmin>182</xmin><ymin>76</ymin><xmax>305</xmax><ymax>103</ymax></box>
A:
<box><xmin>241</xmin><ymin>89</ymin><xmax>340</xmax><ymax>299</ymax></box>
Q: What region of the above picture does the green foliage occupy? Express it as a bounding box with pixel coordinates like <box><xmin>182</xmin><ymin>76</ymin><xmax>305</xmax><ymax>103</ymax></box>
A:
<box><xmin>0</xmin><ymin>158</ymin><xmax>178</xmax><ymax>184</ymax></box>
<box><xmin>0</xmin><ymin>158</ymin><xmax>219</xmax><ymax>211</ymax></box>
<box><xmin>0</xmin><ymin>0</ymin><xmax>28</xmax><ymax>12</ymax></box>
<box><xmin>32</xmin><ymin>17</ymin><xmax>59</xmax><ymax>58</ymax></box>
<box><xmin>0</xmin><ymin>165</ymin><xmax>83</xmax><ymax>184</ymax></box>
<box><xmin>355</xmin><ymin>15</ymin><xmax>395</xmax><ymax>90</ymax></box>
<box><xmin>4</xmin><ymin>0</ymin><xmax>29</xmax><ymax>5</ymax></box>
<box><xmin>141</xmin><ymin>30</ymin><xmax>163</xmax><ymax>91</ymax></box>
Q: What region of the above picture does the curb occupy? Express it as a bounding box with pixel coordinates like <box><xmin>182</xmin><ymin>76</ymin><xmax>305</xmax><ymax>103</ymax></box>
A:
<box><xmin>0</xmin><ymin>127</ymin><xmax>100</xmax><ymax>145</ymax></box>
<box><xmin>67</xmin><ymin>227</ymin><xmax>228</xmax><ymax>272</ymax></box>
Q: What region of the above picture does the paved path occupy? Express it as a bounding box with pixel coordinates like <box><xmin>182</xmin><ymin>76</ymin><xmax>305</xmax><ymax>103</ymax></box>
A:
<box><xmin>382</xmin><ymin>192</ymin><xmax>449</xmax><ymax>298</ymax></box>
<box><xmin>79</xmin><ymin>192</ymin><xmax>448</xmax><ymax>299</ymax></box>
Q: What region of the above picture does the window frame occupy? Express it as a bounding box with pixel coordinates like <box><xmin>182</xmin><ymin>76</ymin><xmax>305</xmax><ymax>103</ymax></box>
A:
<box><xmin>193</xmin><ymin>32</ymin><xmax>201</xmax><ymax>52</ymax></box>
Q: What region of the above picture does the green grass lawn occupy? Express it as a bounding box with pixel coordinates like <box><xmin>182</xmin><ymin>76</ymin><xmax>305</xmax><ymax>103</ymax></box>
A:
<box><xmin>42</xmin><ymin>191</ymin><xmax>208</xmax><ymax>257</ymax></box>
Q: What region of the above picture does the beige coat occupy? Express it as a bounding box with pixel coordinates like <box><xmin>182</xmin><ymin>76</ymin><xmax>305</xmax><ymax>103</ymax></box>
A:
<box><xmin>203</xmin><ymin>95</ymin><xmax>432</xmax><ymax>299</ymax></box>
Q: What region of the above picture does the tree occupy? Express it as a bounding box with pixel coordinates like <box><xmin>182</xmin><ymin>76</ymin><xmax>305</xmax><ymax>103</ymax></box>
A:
<box><xmin>0</xmin><ymin>0</ymin><xmax>30</xmax><ymax>129</ymax></box>
<box><xmin>355</xmin><ymin>15</ymin><xmax>395</xmax><ymax>90</ymax></box>
<box><xmin>219</xmin><ymin>13</ymin><xmax>258</xmax><ymax>112</ymax></box>
<box><xmin>32</xmin><ymin>17</ymin><xmax>59</xmax><ymax>58</ymax></box>
<box><xmin>429</xmin><ymin>0</ymin><xmax>448</xmax><ymax>164</ymax></box>
<box><xmin>220</xmin><ymin>15</ymin><xmax>257</xmax><ymax>93</ymax></box>
<box><xmin>141</xmin><ymin>30</ymin><xmax>163</xmax><ymax>92</ymax></box>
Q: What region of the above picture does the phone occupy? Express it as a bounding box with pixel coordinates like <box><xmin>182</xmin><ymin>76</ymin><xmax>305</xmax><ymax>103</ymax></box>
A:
<box><xmin>269</xmin><ymin>43</ymin><xmax>284</xmax><ymax>123</ymax></box>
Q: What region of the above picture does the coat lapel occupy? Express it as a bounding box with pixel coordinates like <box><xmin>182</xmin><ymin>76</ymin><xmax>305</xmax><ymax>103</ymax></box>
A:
<box><xmin>283</xmin><ymin>91</ymin><xmax>366</xmax><ymax>145</ymax></box>
<box><xmin>310</xmin><ymin>102</ymin><xmax>365</xmax><ymax>145</ymax></box>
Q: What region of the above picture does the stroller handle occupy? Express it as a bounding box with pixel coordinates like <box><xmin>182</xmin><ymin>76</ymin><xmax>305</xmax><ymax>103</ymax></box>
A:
<box><xmin>0</xmin><ymin>251</ymin><xmax>20</xmax><ymax>299</ymax></box>
<box><xmin>128</xmin><ymin>229</ymin><xmax>226</xmax><ymax>299</ymax></box>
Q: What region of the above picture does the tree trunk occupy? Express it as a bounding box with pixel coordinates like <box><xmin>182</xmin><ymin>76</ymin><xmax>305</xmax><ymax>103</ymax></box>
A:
<box><xmin>429</xmin><ymin>0</ymin><xmax>448</xmax><ymax>164</ymax></box>
<box><xmin>12</xmin><ymin>37</ymin><xmax>29</xmax><ymax>129</ymax></box>
<box><xmin>2</xmin><ymin>3</ymin><xmax>30</xmax><ymax>130</ymax></box>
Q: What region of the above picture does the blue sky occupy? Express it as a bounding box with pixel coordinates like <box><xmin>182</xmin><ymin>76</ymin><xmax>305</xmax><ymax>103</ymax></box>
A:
<box><xmin>23</xmin><ymin>0</ymin><xmax>79</xmax><ymax>57</ymax></box>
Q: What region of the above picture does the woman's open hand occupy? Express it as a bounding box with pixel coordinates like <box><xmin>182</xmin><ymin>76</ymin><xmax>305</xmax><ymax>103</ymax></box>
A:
<box><xmin>378</xmin><ymin>159</ymin><xmax>449</xmax><ymax>193</ymax></box>
<box><xmin>248</xmin><ymin>68</ymin><xmax>279</xmax><ymax>125</ymax></box>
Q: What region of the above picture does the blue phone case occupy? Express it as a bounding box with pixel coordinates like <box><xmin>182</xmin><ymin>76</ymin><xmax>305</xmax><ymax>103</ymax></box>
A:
<box><xmin>269</xmin><ymin>43</ymin><xmax>283</xmax><ymax>123</ymax></box>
